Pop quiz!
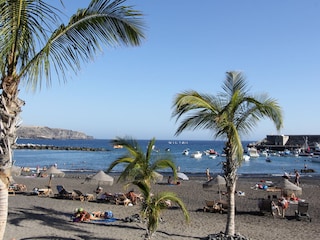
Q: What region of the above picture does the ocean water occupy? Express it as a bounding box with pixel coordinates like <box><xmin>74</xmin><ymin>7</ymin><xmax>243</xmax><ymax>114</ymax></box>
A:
<box><xmin>13</xmin><ymin>139</ymin><xmax>320</xmax><ymax>176</ymax></box>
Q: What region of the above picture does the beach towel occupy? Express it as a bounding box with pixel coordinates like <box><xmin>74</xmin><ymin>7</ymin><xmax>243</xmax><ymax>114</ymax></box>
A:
<box><xmin>87</xmin><ymin>218</ymin><xmax>118</xmax><ymax>225</ymax></box>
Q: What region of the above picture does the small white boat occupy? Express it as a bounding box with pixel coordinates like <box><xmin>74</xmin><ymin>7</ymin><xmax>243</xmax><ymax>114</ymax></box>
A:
<box><xmin>248</xmin><ymin>147</ymin><xmax>260</xmax><ymax>158</ymax></box>
<box><xmin>243</xmin><ymin>154</ymin><xmax>250</xmax><ymax>161</ymax></box>
<box><xmin>182</xmin><ymin>149</ymin><xmax>189</xmax><ymax>156</ymax></box>
<box><xmin>190</xmin><ymin>151</ymin><xmax>202</xmax><ymax>159</ymax></box>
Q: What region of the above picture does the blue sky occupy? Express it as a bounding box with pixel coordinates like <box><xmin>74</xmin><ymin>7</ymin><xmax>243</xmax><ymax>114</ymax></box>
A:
<box><xmin>19</xmin><ymin>0</ymin><xmax>320</xmax><ymax>141</ymax></box>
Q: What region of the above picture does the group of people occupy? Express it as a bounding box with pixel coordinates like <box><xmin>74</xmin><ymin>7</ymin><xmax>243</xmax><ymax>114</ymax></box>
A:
<box><xmin>267</xmin><ymin>195</ymin><xmax>289</xmax><ymax>218</ymax></box>
<box><xmin>96</xmin><ymin>187</ymin><xmax>142</xmax><ymax>205</ymax></box>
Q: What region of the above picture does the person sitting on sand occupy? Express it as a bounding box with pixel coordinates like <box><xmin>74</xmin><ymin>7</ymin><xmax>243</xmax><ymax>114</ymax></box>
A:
<box><xmin>95</xmin><ymin>186</ymin><xmax>103</xmax><ymax>195</ymax></box>
<box><xmin>289</xmin><ymin>192</ymin><xmax>299</xmax><ymax>202</ymax></box>
<box><xmin>167</xmin><ymin>176</ymin><xmax>180</xmax><ymax>185</ymax></box>
<box><xmin>126</xmin><ymin>190</ymin><xmax>142</xmax><ymax>205</ymax></box>
<box><xmin>267</xmin><ymin>195</ymin><xmax>280</xmax><ymax>216</ymax></box>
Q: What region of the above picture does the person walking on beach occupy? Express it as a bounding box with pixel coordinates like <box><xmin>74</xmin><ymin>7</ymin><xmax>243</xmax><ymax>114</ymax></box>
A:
<box><xmin>294</xmin><ymin>170</ymin><xmax>300</xmax><ymax>186</ymax></box>
<box><xmin>206</xmin><ymin>168</ymin><xmax>210</xmax><ymax>181</ymax></box>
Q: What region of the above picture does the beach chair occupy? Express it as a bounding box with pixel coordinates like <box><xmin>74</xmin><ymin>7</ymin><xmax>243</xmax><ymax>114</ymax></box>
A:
<box><xmin>203</xmin><ymin>200</ymin><xmax>229</xmax><ymax>213</ymax></box>
<box><xmin>114</xmin><ymin>193</ymin><xmax>131</xmax><ymax>206</ymax></box>
<box><xmin>216</xmin><ymin>200</ymin><xmax>229</xmax><ymax>214</ymax></box>
<box><xmin>203</xmin><ymin>200</ymin><xmax>216</xmax><ymax>212</ymax></box>
<box><xmin>72</xmin><ymin>190</ymin><xmax>94</xmax><ymax>202</ymax></box>
<box><xmin>258</xmin><ymin>199</ymin><xmax>273</xmax><ymax>216</ymax></box>
<box><xmin>8</xmin><ymin>186</ymin><xmax>15</xmax><ymax>196</ymax></box>
<box><xmin>54</xmin><ymin>185</ymin><xmax>73</xmax><ymax>199</ymax></box>
<box><xmin>38</xmin><ymin>188</ymin><xmax>53</xmax><ymax>197</ymax></box>
<box><xmin>295</xmin><ymin>202</ymin><xmax>311</xmax><ymax>222</ymax></box>
<box><xmin>96</xmin><ymin>192</ymin><xmax>118</xmax><ymax>204</ymax></box>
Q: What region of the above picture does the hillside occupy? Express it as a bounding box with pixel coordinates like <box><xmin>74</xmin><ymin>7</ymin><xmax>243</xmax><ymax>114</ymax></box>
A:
<box><xmin>17</xmin><ymin>126</ymin><xmax>93</xmax><ymax>140</ymax></box>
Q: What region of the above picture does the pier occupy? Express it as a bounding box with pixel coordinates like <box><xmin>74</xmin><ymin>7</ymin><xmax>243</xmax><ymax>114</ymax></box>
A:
<box><xmin>15</xmin><ymin>143</ymin><xmax>108</xmax><ymax>152</ymax></box>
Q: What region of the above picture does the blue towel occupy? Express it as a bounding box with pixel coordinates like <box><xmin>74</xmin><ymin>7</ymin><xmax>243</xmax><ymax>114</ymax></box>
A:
<box><xmin>89</xmin><ymin>218</ymin><xmax>118</xmax><ymax>224</ymax></box>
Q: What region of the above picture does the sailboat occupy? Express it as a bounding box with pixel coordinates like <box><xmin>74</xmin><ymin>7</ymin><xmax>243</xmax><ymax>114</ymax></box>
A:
<box><xmin>299</xmin><ymin>137</ymin><xmax>312</xmax><ymax>157</ymax></box>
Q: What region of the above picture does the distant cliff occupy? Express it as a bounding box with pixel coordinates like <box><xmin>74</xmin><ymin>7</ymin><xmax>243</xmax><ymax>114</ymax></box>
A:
<box><xmin>17</xmin><ymin>126</ymin><xmax>93</xmax><ymax>140</ymax></box>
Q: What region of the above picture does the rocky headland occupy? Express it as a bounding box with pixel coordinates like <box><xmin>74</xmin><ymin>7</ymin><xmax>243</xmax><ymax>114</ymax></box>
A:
<box><xmin>17</xmin><ymin>126</ymin><xmax>93</xmax><ymax>140</ymax></box>
<box><xmin>16</xmin><ymin>126</ymin><xmax>105</xmax><ymax>151</ymax></box>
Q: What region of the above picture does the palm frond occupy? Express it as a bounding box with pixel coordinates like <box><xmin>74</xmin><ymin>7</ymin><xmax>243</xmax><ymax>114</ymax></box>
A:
<box><xmin>18</xmin><ymin>0</ymin><xmax>145</xmax><ymax>90</ymax></box>
<box><xmin>0</xmin><ymin>0</ymin><xmax>61</xmax><ymax>78</ymax></box>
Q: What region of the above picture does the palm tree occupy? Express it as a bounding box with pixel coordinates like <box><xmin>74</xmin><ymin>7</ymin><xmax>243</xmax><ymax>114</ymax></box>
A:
<box><xmin>172</xmin><ymin>71</ymin><xmax>283</xmax><ymax>236</ymax></box>
<box><xmin>107</xmin><ymin>138</ymin><xmax>189</xmax><ymax>239</ymax></box>
<box><xmin>107</xmin><ymin>137</ymin><xmax>178</xmax><ymax>188</ymax></box>
<box><xmin>0</xmin><ymin>0</ymin><xmax>144</xmax><ymax>237</ymax></box>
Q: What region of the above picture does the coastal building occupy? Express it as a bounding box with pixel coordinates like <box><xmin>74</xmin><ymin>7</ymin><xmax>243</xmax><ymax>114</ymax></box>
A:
<box><xmin>252</xmin><ymin>135</ymin><xmax>320</xmax><ymax>151</ymax></box>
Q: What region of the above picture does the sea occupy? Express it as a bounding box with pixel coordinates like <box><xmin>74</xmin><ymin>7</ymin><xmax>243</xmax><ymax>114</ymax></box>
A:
<box><xmin>13</xmin><ymin>139</ymin><xmax>320</xmax><ymax>177</ymax></box>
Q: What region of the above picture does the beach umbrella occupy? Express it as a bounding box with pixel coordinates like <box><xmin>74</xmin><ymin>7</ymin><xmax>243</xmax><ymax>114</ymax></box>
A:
<box><xmin>203</xmin><ymin>175</ymin><xmax>226</xmax><ymax>200</ymax></box>
<box><xmin>177</xmin><ymin>172</ymin><xmax>189</xmax><ymax>181</ymax></box>
<box><xmin>44</xmin><ymin>166</ymin><xmax>65</xmax><ymax>177</ymax></box>
<box><xmin>86</xmin><ymin>170</ymin><xmax>114</xmax><ymax>186</ymax></box>
<box><xmin>279</xmin><ymin>178</ymin><xmax>302</xmax><ymax>197</ymax></box>
<box><xmin>44</xmin><ymin>166</ymin><xmax>65</xmax><ymax>187</ymax></box>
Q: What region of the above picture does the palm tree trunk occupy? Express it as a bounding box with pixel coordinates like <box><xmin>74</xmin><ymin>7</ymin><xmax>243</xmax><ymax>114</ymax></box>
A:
<box><xmin>225</xmin><ymin>179</ymin><xmax>236</xmax><ymax>235</ymax></box>
<box><xmin>0</xmin><ymin>76</ymin><xmax>24</xmax><ymax>238</ymax></box>
<box><xmin>0</xmin><ymin>176</ymin><xmax>9</xmax><ymax>239</ymax></box>
<box><xmin>224</xmin><ymin>141</ymin><xmax>237</xmax><ymax>236</ymax></box>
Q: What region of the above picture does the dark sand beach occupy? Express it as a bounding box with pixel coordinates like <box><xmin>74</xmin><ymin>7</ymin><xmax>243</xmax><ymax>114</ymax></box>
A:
<box><xmin>5</xmin><ymin>173</ymin><xmax>320</xmax><ymax>240</ymax></box>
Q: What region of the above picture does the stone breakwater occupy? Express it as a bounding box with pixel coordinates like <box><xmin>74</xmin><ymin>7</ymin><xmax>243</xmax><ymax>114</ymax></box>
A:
<box><xmin>16</xmin><ymin>144</ymin><xmax>108</xmax><ymax>152</ymax></box>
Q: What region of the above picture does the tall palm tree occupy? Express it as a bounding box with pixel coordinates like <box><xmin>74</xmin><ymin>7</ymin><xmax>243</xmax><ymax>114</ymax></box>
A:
<box><xmin>172</xmin><ymin>71</ymin><xmax>283</xmax><ymax>236</ymax></box>
<box><xmin>0</xmin><ymin>0</ymin><xmax>144</xmax><ymax>237</ymax></box>
<box><xmin>107</xmin><ymin>137</ymin><xmax>178</xmax><ymax>188</ymax></box>
<box><xmin>107</xmin><ymin>139</ymin><xmax>189</xmax><ymax>239</ymax></box>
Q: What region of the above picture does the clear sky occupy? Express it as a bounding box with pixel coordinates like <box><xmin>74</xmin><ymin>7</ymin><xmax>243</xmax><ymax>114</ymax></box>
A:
<box><xmin>18</xmin><ymin>0</ymin><xmax>320</xmax><ymax>141</ymax></box>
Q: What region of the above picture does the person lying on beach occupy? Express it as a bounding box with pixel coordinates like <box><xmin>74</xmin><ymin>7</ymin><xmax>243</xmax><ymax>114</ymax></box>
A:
<box><xmin>98</xmin><ymin>192</ymin><xmax>114</xmax><ymax>200</ymax></box>
<box><xmin>73</xmin><ymin>208</ymin><xmax>113</xmax><ymax>222</ymax></box>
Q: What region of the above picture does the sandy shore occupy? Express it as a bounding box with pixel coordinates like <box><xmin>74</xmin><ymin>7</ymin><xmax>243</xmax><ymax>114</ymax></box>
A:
<box><xmin>4</xmin><ymin>173</ymin><xmax>320</xmax><ymax>240</ymax></box>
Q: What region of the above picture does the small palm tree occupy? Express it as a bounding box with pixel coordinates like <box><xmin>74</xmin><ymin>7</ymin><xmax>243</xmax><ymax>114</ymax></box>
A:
<box><xmin>172</xmin><ymin>71</ymin><xmax>283</xmax><ymax>236</ymax></box>
<box><xmin>107</xmin><ymin>137</ymin><xmax>177</xmax><ymax>188</ymax></box>
<box><xmin>107</xmin><ymin>138</ymin><xmax>189</xmax><ymax>239</ymax></box>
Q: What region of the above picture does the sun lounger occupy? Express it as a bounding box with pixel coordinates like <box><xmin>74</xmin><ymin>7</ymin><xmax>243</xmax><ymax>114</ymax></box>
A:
<box><xmin>8</xmin><ymin>188</ymin><xmax>15</xmax><ymax>196</ymax></box>
<box><xmin>114</xmin><ymin>193</ymin><xmax>131</xmax><ymax>206</ymax></box>
<box><xmin>258</xmin><ymin>199</ymin><xmax>273</xmax><ymax>215</ymax></box>
<box><xmin>54</xmin><ymin>185</ymin><xmax>73</xmax><ymax>199</ymax></box>
<box><xmin>38</xmin><ymin>188</ymin><xmax>53</xmax><ymax>197</ymax></box>
<box><xmin>203</xmin><ymin>200</ymin><xmax>229</xmax><ymax>213</ymax></box>
<box><xmin>203</xmin><ymin>200</ymin><xmax>216</xmax><ymax>212</ymax></box>
<box><xmin>72</xmin><ymin>190</ymin><xmax>94</xmax><ymax>202</ymax></box>
<box><xmin>8</xmin><ymin>183</ymin><xmax>27</xmax><ymax>195</ymax></box>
